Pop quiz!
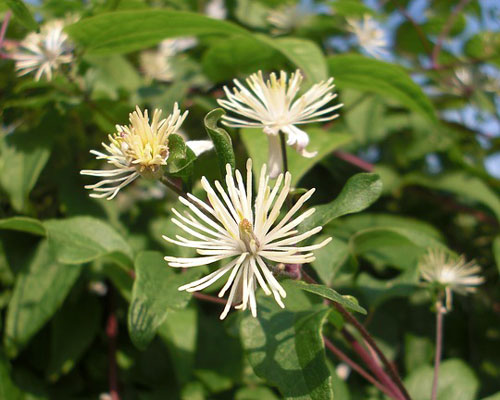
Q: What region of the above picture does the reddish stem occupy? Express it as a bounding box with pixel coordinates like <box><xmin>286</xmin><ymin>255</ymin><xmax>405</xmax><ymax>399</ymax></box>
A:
<box><xmin>342</xmin><ymin>329</ymin><xmax>405</xmax><ymax>400</ymax></box>
<box><xmin>431</xmin><ymin>302</ymin><xmax>445</xmax><ymax>400</ymax></box>
<box><xmin>106</xmin><ymin>291</ymin><xmax>120</xmax><ymax>400</ymax></box>
<box><xmin>193</xmin><ymin>292</ymin><xmax>227</xmax><ymax>305</ymax></box>
<box><xmin>334</xmin><ymin>151</ymin><xmax>374</xmax><ymax>172</ymax></box>
<box><xmin>324</xmin><ymin>337</ymin><xmax>399</xmax><ymax>399</ymax></box>
<box><xmin>0</xmin><ymin>11</ymin><xmax>12</xmax><ymax>57</ymax></box>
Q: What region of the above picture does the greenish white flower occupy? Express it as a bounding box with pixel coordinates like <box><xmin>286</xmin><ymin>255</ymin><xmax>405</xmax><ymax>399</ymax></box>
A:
<box><xmin>80</xmin><ymin>104</ymin><xmax>189</xmax><ymax>199</ymax></box>
<box><xmin>346</xmin><ymin>14</ymin><xmax>388</xmax><ymax>59</ymax></box>
<box><xmin>163</xmin><ymin>160</ymin><xmax>331</xmax><ymax>319</ymax></box>
<box><xmin>217</xmin><ymin>70</ymin><xmax>342</xmax><ymax>178</ymax></box>
<box><xmin>11</xmin><ymin>20</ymin><xmax>73</xmax><ymax>81</ymax></box>
<box><xmin>419</xmin><ymin>248</ymin><xmax>484</xmax><ymax>311</ymax></box>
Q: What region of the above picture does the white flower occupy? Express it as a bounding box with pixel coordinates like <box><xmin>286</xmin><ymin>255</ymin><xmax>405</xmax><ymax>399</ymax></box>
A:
<box><xmin>217</xmin><ymin>70</ymin><xmax>342</xmax><ymax>178</ymax></box>
<box><xmin>140</xmin><ymin>37</ymin><xmax>197</xmax><ymax>82</ymax></box>
<box><xmin>205</xmin><ymin>0</ymin><xmax>227</xmax><ymax>20</ymax></box>
<box><xmin>80</xmin><ymin>104</ymin><xmax>188</xmax><ymax>200</ymax></box>
<box><xmin>11</xmin><ymin>20</ymin><xmax>73</xmax><ymax>81</ymax></box>
<box><xmin>267</xmin><ymin>4</ymin><xmax>305</xmax><ymax>34</ymax></box>
<box><xmin>419</xmin><ymin>248</ymin><xmax>484</xmax><ymax>311</ymax></box>
<box><xmin>163</xmin><ymin>159</ymin><xmax>331</xmax><ymax>319</ymax></box>
<box><xmin>346</xmin><ymin>15</ymin><xmax>388</xmax><ymax>59</ymax></box>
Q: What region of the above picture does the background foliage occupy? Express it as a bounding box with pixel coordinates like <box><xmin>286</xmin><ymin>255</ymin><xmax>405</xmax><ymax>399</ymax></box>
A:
<box><xmin>0</xmin><ymin>0</ymin><xmax>499</xmax><ymax>399</ymax></box>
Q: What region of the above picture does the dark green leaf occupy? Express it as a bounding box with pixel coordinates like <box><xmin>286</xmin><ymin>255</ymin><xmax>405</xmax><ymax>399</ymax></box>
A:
<box><xmin>311</xmin><ymin>237</ymin><xmax>349</xmax><ymax>286</ymax></box>
<box><xmin>4</xmin><ymin>241</ymin><xmax>82</xmax><ymax>357</ymax></box>
<box><xmin>4</xmin><ymin>0</ymin><xmax>38</xmax><ymax>31</ymax></box>
<box><xmin>165</xmin><ymin>134</ymin><xmax>196</xmax><ymax>177</ymax></box>
<box><xmin>241</xmin><ymin>296</ymin><xmax>333</xmax><ymax>400</ymax></box>
<box><xmin>298</xmin><ymin>173</ymin><xmax>383</xmax><ymax>234</ymax></box>
<box><xmin>286</xmin><ymin>280</ymin><xmax>366</xmax><ymax>314</ymax></box>
<box><xmin>0</xmin><ymin>351</ymin><xmax>23</xmax><ymax>400</ymax></box>
<box><xmin>328</xmin><ymin>54</ymin><xmax>437</xmax><ymax>123</ymax></box>
<box><xmin>44</xmin><ymin>217</ymin><xmax>133</xmax><ymax>268</ymax></box>
<box><xmin>0</xmin><ymin>132</ymin><xmax>51</xmax><ymax>212</ymax></box>
<box><xmin>0</xmin><ymin>217</ymin><xmax>46</xmax><ymax>236</ymax></box>
<box><xmin>204</xmin><ymin>108</ymin><xmax>236</xmax><ymax>178</ymax></box>
<box><xmin>47</xmin><ymin>295</ymin><xmax>101</xmax><ymax>380</ymax></box>
<box><xmin>405</xmin><ymin>359</ymin><xmax>479</xmax><ymax>400</ymax></box>
<box><xmin>128</xmin><ymin>251</ymin><xmax>201</xmax><ymax>350</ymax></box>
<box><xmin>494</xmin><ymin>236</ymin><xmax>500</xmax><ymax>275</ymax></box>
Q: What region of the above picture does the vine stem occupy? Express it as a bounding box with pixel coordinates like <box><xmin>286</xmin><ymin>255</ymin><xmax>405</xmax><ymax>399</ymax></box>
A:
<box><xmin>431</xmin><ymin>0</ymin><xmax>472</xmax><ymax>69</ymax></box>
<box><xmin>159</xmin><ymin>175</ymin><xmax>189</xmax><ymax>199</ymax></box>
<box><xmin>324</xmin><ymin>337</ymin><xmax>400</xmax><ymax>399</ymax></box>
<box><xmin>302</xmin><ymin>270</ymin><xmax>411</xmax><ymax>400</ymax></box>
<box><xmin>431</xmin><ymin>300</ymin><xmax>445</xmax><ymax>400</ymax></box>
<box><xmin>0</xmin><ymin>11</ymin><xmax>12</xmax><ymax>58</ymax></box>
<box><xmin>106</xmin><ymin>288</ymin><xmax>120</xmax><ymax>400</ymax></box>
<box><xmin>279</xmin><ymin>132</ymin><xmax>288</xmax><ymax>174</ymax></box>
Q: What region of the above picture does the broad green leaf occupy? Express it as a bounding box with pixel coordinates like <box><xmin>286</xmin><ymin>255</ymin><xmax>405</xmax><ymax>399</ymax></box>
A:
<box><xmin>256</xmin><ymin>35</ymin><xmax>328</xmax><ymax>82</ymax></box>
<box><xmin>311</xmin><ymin>236</ymin><xmax>349</xmax><ymax>286</ymax></box>
<box><xmin>286</xmin><ymin>279</ymin><xmax>366</xmax><ymax>314</ymax></box>
<box><xmin>328</xmin><ymin>54</ymin><xmax>437</xmax><ymax>123</ymax></box>
<box><xmin>403</xmin><ymin>172</ymin><xmax>500</xmax><ymax>221</ymax></box>
<box><xmin>204</xmin><ymin>109</ymin><xmax>236</xmax><ymax>179</ymax></box>
<box><xmin>235</xmin><ymin>386</ymin><xmax>280</xmax><ymax>400</ymax></box>
<box><xmin>165</xmin><ymin>134</ymin><xmax>196</xmax><ymax>177</ymax></box>
<box><xmin>128</xmin><ymin>251</ymin><xmax>201</xmax><ymax>350</ymax></box>
<box><xmin>65</xmin><ymin>10</ymin><xmax>248</xmax><ymax>54</ymax></box>
<box><xmin>47</xmin><ymin>295</ymin><xmax>101</xmax><ymax>380</ymax></box>
<box><xmin>0</xmin><ymin>217</ymin><xmax>46</xmax><ymax>236</ymax></box>
<box><xmin>202</xmin><ymin>37</ymin><xmax>282</xmax><ymax>83</ymax></box>
<box><xmin>0</xmin><ymin>132</ymin><xmax>50</xmax><ymax>212</ymax></box>
<box><xmin>0</xmin><ymin>351</ymin><xmax>23</xmax><ymax>400</ymax></box>
<box><xmin>4</xmin><ymin>241</ymin><xmax>82</xmax><ymax>357</ymax></box>
<box><xmin>157</xmin><ymin>306</ymin><xmax>197</xmax><ymax>385</ymax></box>
<box><xmin>405</xmin><ymin>359</ymin><xmax>479</xmax><ymax>400</ymax></box>
<box><xmin>404</xmin><ymin>333</ymin><xmax>433</xmax><ymax>373</ymax></box>
<box><xmin>44</xmin><ymin>217</ymin><xmax>133</xmax><ymax>268</ymax></box>
<box><xmin>494</xmin><ymin>236</ymin><xmax>500</xmax><ymax>275</ymax></box>
<box><xmin>298</xmin><ymin>173</ymin><xmax>383</xmax><ymax>234</ymax></box>
<box><xmin>350</xmin><ymin>226</ymin><xmax>445</xmax><ymax>270</ymax></box>
<box><xmin>4</xmin><ymin>0</ymin><xmax>38</xmax><ymax>31</ymax></box>
<box><xmin>241</xmin><ymin>127</ymin><xmax>351</xmax><ymax>186</ymax></box>
<box><xmin>241</xmin><ymin>297</ymin><xmax>333</xmax><ymax>400</ymax></box>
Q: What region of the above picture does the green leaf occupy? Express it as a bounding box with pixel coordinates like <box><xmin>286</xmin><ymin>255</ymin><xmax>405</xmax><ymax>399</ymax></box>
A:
<box><xmin>256</xmin><ymin>35</ymin><xmax>328</xmax><ymax>82</ymax></box>
<box><xmin>286</xmin><ymin>279</ymin><xmax>366</xmax><ymax>314</ymax></box>
<box><xmin>47</xmin><ymin>295</ymin><xmax>101</xmax><ymax>380</ymax></box>
<box><xmin>4</xmin><ymin>241</ymin><xmax>82</xmax><ymax>357</ymax></box>
<box><xmin>494</xmin><ymin>236</ymin><xmax>500</xmax><ymax>275</ymax></box>
<box><xmin>157</xmin><ymin>306</ymin><xmax>197</xmax><ymax>385</ymax></box>
<box><xmin>241</xmin><ymin>298</ymin><xmax>333</xmax><ymax>400</ymax></box>
<box><xmin>0</xmin><ymin>132</ymin><xmax>51</xmax><ymax>212</ymax></box>
<box><xmin>44</xmin><ymin>217</ymin><xmax>133</xmax><ymax>268</ymax></box>
<box><xmin>350</xmin><ymin>226</ymin><xmax>445</xmax><ymax>270</ymax></box>
<box><xmin>328</xmin><ymin>54</ymin><xmax>437</xmax><ymax>123</ymax></box>
<box><xmin>0</xmin><ymin>217</ymin><xmax>46</xmax><ymax>236</ymax></box>
<box><xmin>4</xmin><ymin>0</ymin><xmax>38</xmax><ymax>31</ymax></box>
<box><xmin>65</xmin><ymin>10</ymin><xmax>248</xmax><ymax>54</ymax></box>
<box><xmin>165</xmin><ymin>134</ymin><xmax>196</xmax><ymax>177</ymax></box>
<box><xmin>298</xmin><ymin>173</ymin><xmax>383</xmax><ymax>234</ymax></box>
<box><xmin>403</xmin><ymin>172</ymin><xmax>500</xmax><ymax>221</ymax></box>
<box><xmin>204</xmin><ymin>108</ymin><xmax>236</xmax><ymax>178</ymax></box>
<box><xmin>311</xmin><ymin>237</ymin><xmax>349</xmax><ymax>286</ymax></box>
<box><xmin>128</xmin><ymin>251</ymin><xmax>201</xmax><ymax>350</ymax></box>
<box><xmin>241</xmin><ymin>127</ymin><xmax>351</xmax><ymax>186</ymax></box>
<box><xmin>0</xmin><ymin>351</ymin><xmax>23</xmax><ymax>400</ymax></box>
<box><xmin>405</xmin><ymin>359</ymin><xmax>479</xmax><ymax>400</ymax></box>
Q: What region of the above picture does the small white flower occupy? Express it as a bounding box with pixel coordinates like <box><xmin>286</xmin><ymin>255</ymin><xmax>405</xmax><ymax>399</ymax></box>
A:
<box><xmin>163</xmin><ymin>159</ymin><xmax>331</xmax><ymax>319</ymax></box>
<box><xmin>267</xmin><ymin>4</ymin><xmax>305</xmax><ymax>34</ymax></box>
<box><xmin>80</xmin><ymin>104</ymin><xmax>188</xmax><ymax>200</ymax></box>
<box><xmin>140</xmin><ymin>37</ymin><xmax>197</xmax><ymax>82</ymax></box>
<box><xmin>217</xmin><ymin>70</ymin><xmax>342</xmax><ymax>178</ymax></box>
<box><xmin>205</xmin><ymin>0</ymin><xmax>227</xmax><ymax>20</ymax></box>
<box><xmin>11</xmin><ymin>20</ymin><xmax>73</xmax><ymax>81</ymax></box>
<box><xmin>419</xmin><ymin>248</ymin><xmax>484</xmax><ymax>311</ymax></box>
<box><xmin>346</xmin><ymin>15</ymin><xmax>388</xmax><ymax>59</ymax></box>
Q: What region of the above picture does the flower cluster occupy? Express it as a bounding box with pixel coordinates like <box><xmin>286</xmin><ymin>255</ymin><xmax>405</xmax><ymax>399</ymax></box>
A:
<box><xmin>346</xmin><ymin>15</ymin><xmax>388</xmax><ymax>59</ymax></box>
<box><xmin>163</xmin><ymin>160</ymin><xmax>331</xmax><ymax>319</ymax></box>
<box><xmin>419</xmin><ymin>248</ymin><xmax>484</xmax><ymax>311</ymax></box>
